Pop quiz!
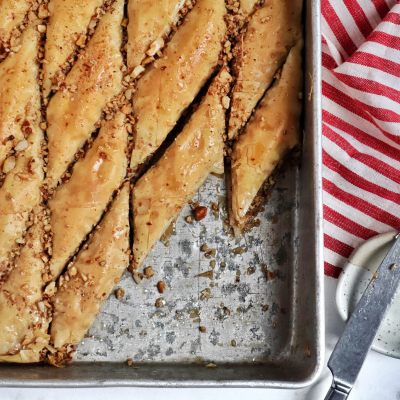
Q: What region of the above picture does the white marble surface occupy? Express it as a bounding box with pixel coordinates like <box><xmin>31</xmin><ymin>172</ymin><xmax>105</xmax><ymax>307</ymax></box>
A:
<box><xmin>2</xmin><ymin>277</ymin><xmax>400</xmax><ymax>400</ymax></box>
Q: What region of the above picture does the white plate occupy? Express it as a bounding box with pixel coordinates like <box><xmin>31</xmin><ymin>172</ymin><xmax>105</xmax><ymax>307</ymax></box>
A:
<box><xmin>335</xmin><ymin>231</ymin><xmax>400</xmax><ymax>358</ymax></box>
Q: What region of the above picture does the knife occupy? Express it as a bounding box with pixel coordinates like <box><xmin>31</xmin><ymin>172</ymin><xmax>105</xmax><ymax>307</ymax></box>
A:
<box><xmin>325</xmin><ymin>233</ymin><xmax>400</xmax><ymax>400</ymax></box>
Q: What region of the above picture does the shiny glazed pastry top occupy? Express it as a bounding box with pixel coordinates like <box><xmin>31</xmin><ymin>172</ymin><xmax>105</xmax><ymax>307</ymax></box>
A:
<box><xmin>230</xmin><ymin>41</ymin><xmax>303</xmax><ymax>230</ymax></box>
<box><xmin>42</xmin><ymin>0</ymin><xmax>104</xmax><ymax>96</ymax></box>
<box><xmin>45</xmin><ymin>0</ymin><xmax>124</xmax><ymax>189</ymax></box>
<box><xmin>132</xmin><ymin>68</ymin><xmax>232</xmax><ymax>269</ymax></box>
<box><xmin>130</xmin><ymin>0</ymin><xmax>226</xmax><ymax>171</ymax></box>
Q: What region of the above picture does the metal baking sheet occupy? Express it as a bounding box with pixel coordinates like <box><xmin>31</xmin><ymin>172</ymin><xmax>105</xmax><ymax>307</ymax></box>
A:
<box><xmin>0</xmin><ymin>0</ymin><xmax>323</xmax><ymax>388</ymax></box>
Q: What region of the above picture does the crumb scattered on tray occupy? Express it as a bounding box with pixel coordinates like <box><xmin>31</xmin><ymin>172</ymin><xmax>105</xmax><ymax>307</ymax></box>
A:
<box><xmin>200</xmin><ymin>326</ymin><xmax>206</xmax><ymax>333</ymax></box>
<box><xmin>157</xmin><ymin>281</ymin><xmax>166</xmax><ymax>294</ymax></box>
<box><xmin>133</xmin><ymin>273</ymin><xmax>142</xmax><ymax>285</ymax></box>
<box><xmin>194</xmin><ymin>206</ymin><xmax>207</xmax><ymax>221</ymax></box>
<box><xmin>232</xmin><ymin>247</ymin><xmax>245</xmax><ymax>255</ymax></box>
<box><xmin>115</xmin><ymin>288</ymin><xmax>125</xmax><ymax>299</ymax></box>
<box><xmin>195</xmin><ymin>270</ymin><xmax>213</xmax><ymax>280</ymax></box>
<box><xmin>144</xmin><ymin>266</ymin><xmax>154</xmax><ymax>278</ymax></box>
<box><xmin>206</xmin><ymin>363</ymin><xmax>217</xmax><ymax>368</ymax></box>
<box><xmin>155</xmin><ymin>297</ymin><xmax>165</xmax><ymax>307</ymax></box>
<box><xmin>126</xmin><ymin>358</ymin><xmax>133</xmax><ymax>366</ymax></box>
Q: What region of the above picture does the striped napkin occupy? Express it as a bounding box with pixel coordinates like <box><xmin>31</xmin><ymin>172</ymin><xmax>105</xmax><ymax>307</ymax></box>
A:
<box><xmin>321</xmin><ymin>0</ymin><xmax>400</xmax><ymax>278</ymax></box>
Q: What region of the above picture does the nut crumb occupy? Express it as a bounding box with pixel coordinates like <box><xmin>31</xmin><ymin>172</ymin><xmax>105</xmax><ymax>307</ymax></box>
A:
<box><xmin>185</xmin><ymin>215</ymin><xmax>193</xmax><ymax>224</ymax></box>
<box><xmin>155</xmin><ymin>297</ymin><xmax>164</xmax><ymax>307</ymax></box>
<box><xmin>195</xmin><ymin>206</ymin><xmax>207</xmax><ymax>221</ymax></box>
<box><xmin>200</xmin><ymin>326</ymin><xmax>206</xmax><ymax>333</ymax></box>
<box><xmin>305</xmin><ymin>343</ymin><xmax>311</xmax><ymax>357</ymax></box>
<box><xmin>131</xmin><ymin>65</ymin><xmax>145</xmax><ymax>78</ymax></box>
<box><xmin>157</xmin><ymin>281</ymin><xmax>166</xmax><ymax>294</ymax></box>
<box><xmin>144</xmin><ymin>266</ymin><xmax>154</xmax><ymax>278</ymax></box>
<box><xmin>222</xmin><ymin>96</ymin><xmax>230</xmax><ymax>109</ymax></box>
<box><xmin>126</xmin><ymin>358</ymin><xmax>133</xmax><ymax>366</ymax></box>
<box><xmin>201</xmin><ymin>244</ymin><xmax>209</xmax><ymax>252</ymax></box>
<box><xmin>391</xmin><ymin>263</ymin><xmax>397</xmax><ymax>270</ymax></box>
<box><xmin>232</xmin><ymin>247</ymin><xmax>245</xmax><ymax>255</ymax></box>
<box><xmin>115</xmin><ymin>288</ymin><xmax>125</xmax><ymax>299</ymax></box>
<box><xmin>133</xmin><ymin>273</ymin><xmax>142</xmax><ymax>284</ymax></box>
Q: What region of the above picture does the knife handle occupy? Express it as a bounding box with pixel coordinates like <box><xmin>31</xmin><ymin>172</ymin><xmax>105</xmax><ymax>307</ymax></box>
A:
<box><xmin>324</xmin><ymin>386</ymin><xmax>349</xmax><ymax>400</ymax></box>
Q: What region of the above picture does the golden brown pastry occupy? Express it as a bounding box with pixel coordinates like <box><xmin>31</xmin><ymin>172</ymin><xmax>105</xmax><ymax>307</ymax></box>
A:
<box><xmin>130</xmin><ymin>0</ymin><xmax>226</xmax><ymax>171</ymax></box>
<box><xmin>50</xmin><ymin>183</ymin><xmax>129</xmax><ymax>351</ymax></box>
<box><xmin>229</xmin><ymin>41</ymin><xmax>302</xmax><ymax>231</ymax></box>
<box><xmin>42</xmin><ymin>0</ymin><xmax>104</xmax><ymax>97</ymax></box>
<box><xmin>0</xmin><ymin>123</ymin><xmax>44</xmax><ymax>284</ymax></box>
<box><xmin>46</xmin><ymin>0</ymin><xmax>124</xmax><ymax>189</ymax></box>
<box><xmin>132</xmin><ymin>68</ymin><xmax>232</xmax><ymax>269</ymax></box>
<box><xmin>0</xmin><ymin>25</ymin><xmax>44</xmax><ymax>283</ymax></box>
<box><xmin>0</xmin><ymin>0</ymin><xmax>34</xmax><ymax>49</ymax></box>
<box><xmin>0</xmin><ymin>24</ymin><xmax>41</xmax><ymax>168</ymax></box>
<box><xmin>0</xmin><ymin>223</ymin><xmax>50</xmax><ymax>363</ymax></box>
<box><xmin>127</xmin><ymin>0</ymin><xmax>187</xmax><ymax>71</ymax></box>
<box><xmin>228</xmin><ymin>0</ymin><xmax>302</xmax><ymax>140</ymax></box>
<box><xmin>48</xmin><ymin>112</ymin><xmax>127</xmax><ymax>280</ymax></box>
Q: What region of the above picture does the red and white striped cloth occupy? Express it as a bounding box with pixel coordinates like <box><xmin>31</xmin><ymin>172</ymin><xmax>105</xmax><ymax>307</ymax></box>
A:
<box><xmin>321</xmin><ymin>0</ymin><xmax>400</xmax><ymax>278</ymax></box>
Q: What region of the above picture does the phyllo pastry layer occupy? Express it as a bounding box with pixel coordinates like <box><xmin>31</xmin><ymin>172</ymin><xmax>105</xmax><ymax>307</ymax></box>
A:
<box><xmin>0</xmin><ymin>24</ymin><xmax>42</xmax><ymax>168</ymax></box>
<box><xmin>132</xmin><ymin>68</ymin><xmax>232</xmax><ymax>269</ymax></box>
<box><xmin>229</xmin><ymin>41</ymin><xmax>303</xmax><ymax>231</ymax></box>
<box><xmin>42</xmin><ymin>0</ymin><xmax>105</xmax><ymax>96</ymax></box>
<box><xmin>0</xmin><ymin>223</ymin><xmax>50</xmax><ymax>363</ymax></box>
<box><xmin>228</xmin><ymin>0</ymin><xmax>302</xmax><ymax>140</ymax></box>
<box><xmin>50</xmin><ymin>183</ymin><xmax>129</xmax><ymax>353</ymax></box>
<box><xmin>45</xmin><ymin>0</ymin><xmax>124</xmax><ymax>189</ymax></box>
<box><xmin>127</xmin><ymin>0</ymin><xmax>187</xmax><ymax>71</ymax></box>
<box><xmin>48</xmin><ymin>112</ymin><xmax>127</xmax><ymax>280</ymax></box>
<box><xmin>130</xmin><ymin>0</ymin><xmax>226</xmax><ymax>171</ymax></box>
<box><xmin>0</xmin><ymin>0</ymin><xmax>34</xmax><ymax>49</ymax></box>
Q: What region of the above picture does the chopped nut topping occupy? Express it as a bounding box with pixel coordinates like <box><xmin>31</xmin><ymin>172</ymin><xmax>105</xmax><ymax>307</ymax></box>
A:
<box><xmin>38</xmin><ymin>5</ymin><xmax>50</xmax><ymax>19</ymax></box>
<box><xmin>3</xmin><ymin>156</ymin><xmax>16</xmax><ymax>174</ymax></box>
<box><xmin>131</xmin><ymin>65</ymin><xmax>145</xmax><ymax>78</ymax></box>
<box><xmin>44</xmin><ymin>282</ymin><xmax>56</xmax><ymax>296</ymax></box>
<box><xmin>222</xmin><ymin>96</ymin><xmax>230</xmax><ymax>109</ymax></box>
<box><xmin>157</xmin><ymin>281</ymin><xmax>166</xmax><ymax>294</ymax></box>
<box><xmin>147</xmin><ymin>37</ymin><xmax>164</xmax><ymax>56</ymax></box>
<box><xmin>115</xmin><ymin>288</ymin><xmax>125</xmax><ymax>299</ymax></box>
<box><xmin>76</xmin><ymin>34</ymin><xmax>87</xmax><ymax>47</ymax></box>
<box><xmin>15</xmin><ymin>140</ymin><xmax>28</xmax><ymax>151</ymax></box>
<box><xmin>37</xmin><ymin>25</ymin><xmax>47</xmax><ymax>33</ymax></box>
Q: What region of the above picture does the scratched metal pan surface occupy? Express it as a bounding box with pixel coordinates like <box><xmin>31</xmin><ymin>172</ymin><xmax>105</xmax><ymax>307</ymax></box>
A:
<box><xmin>0</xmin><ymin>0</ymin><xmax>323</xmax><ymax>388</ymax></box>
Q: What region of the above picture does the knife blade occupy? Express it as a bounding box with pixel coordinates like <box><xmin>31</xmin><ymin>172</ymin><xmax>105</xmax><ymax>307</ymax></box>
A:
<box><xmin>325</xmin><ymin>233</ymin><xmax>400</xmax><ymax>400</ymax></box>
